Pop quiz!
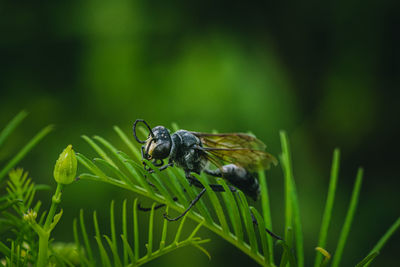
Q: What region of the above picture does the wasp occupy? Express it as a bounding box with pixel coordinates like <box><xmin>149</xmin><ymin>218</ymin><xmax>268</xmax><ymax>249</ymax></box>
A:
<box><xmin>133</xmin><ymin>119</ymin><xmax>281</xmax><ymax>239</ymax></box>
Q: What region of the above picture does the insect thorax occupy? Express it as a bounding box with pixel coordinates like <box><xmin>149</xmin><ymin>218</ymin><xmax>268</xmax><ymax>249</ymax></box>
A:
<box><xmin>169</xmin><ymin>130</ymin><xmax>206</xmax><ymax>174</ymax></box>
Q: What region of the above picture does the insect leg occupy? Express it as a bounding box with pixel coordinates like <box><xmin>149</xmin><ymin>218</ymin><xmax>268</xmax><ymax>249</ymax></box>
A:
<box><xmin>159</xmin><ymin>162</ymin><xmax>174</xmax><ymax>171</ymax></box>
<box><xmin>146</xmin><ymin>162</ymin><xmax>174</xmax><ymax>174</ymax></box>
<box><xmin>138</xmin><ymin>174</ymin><xmax>185</xmax><ymax>212</ymax></box>
<box><xmin>163</xmin><ymin>188</ymin><xmax>207</xmax><ymax>221</ymax></box>
<box><xmin>141</xmin><ymin>145</ymin><xmax>146</xmax><ymax>158</ymax></box>
<box><xmin>138</xmin><ymin>185</ymin><xmax>189</xmax><ymax>212</ymax></box>
<box><xmin>162</xmin><ymin>172</ymin><xmax>235</xmax><ymax>221</ymax></box>
<box><xmin>203</xmin><ymin>168</ymin><xmax>222</xmax><ymax>177</ymax></box>
<box><xmin>186</xmin><ymin>174</ymin><xmax>237</xmax><ymax>198</ymax></box>
<box><xmin>202</xmin><ymin>170</ymin><xmax>282</xmax><ymax>240</ymax></box>
<box><xmin>138</xmin><ymin>161</ymin><xmax>178</xmax><ymax>212</ymax></box>
<box><xmin>141</xmin><ymin>145</ymin><xmax>152</xmax><ymax>172</ymax></box>
<box><xmin>250</xmin><ymin>210</ymin><xmax>282</xmax><ymax>240</ymax></box>
<box><xmin>137</xmin><ymin>196</ymin><xmax>179</xmax><ymax>212</ymax></box>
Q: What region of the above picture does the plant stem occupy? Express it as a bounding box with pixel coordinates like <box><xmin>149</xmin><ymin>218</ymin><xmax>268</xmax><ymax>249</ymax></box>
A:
<box><xmin>36</xmin><ymin>183</ymin><xmax>64</xmax><ymax>267</ymax></box>
<box><xmin>36</xmin><ymin>231</ymin><xmax>50</xmax><ymax>267</ymax></box>
<box><xmin>44</xmin><ymin>183</ymin><xmax>63</xmax><ymax>230</ymax></box>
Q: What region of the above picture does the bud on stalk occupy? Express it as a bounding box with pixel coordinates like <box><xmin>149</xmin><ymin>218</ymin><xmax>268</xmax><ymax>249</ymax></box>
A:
<box><xmin>53</xmin><ymin>145</ymin><xmax>77</xmax><ymax>185</ymax></box>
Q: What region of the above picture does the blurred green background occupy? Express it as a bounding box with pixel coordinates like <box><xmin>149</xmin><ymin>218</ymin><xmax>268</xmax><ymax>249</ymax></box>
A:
<box><xmin>1</xmin><ymin>0</ymin><xmax>399</xmax><ymax>266</ymax></box>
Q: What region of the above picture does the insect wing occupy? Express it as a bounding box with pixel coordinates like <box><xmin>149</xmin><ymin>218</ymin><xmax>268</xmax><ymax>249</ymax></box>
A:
<box><xmin>203</xmin><ymin>147</ymin><xmax>277</xmax><ymax>171</ymax></box>
<box><xmin>192</xmin><ymin>132</ymin><xmax>277</xmax><ymax>171</ymax></box>
<box><xmin>191</xmin><ymin>132</ymin><xmax>266</xmax><ymax>150</ymax></box>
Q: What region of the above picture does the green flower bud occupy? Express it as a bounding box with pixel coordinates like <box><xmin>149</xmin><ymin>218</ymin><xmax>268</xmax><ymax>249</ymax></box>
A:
<box><xmin>53</xmin><ymin>145</ymin><xmax>77</xmax><ymax>185</ymax></box>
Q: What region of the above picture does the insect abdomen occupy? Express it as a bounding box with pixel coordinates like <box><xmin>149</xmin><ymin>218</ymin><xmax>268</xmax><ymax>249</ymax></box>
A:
<box><xmin>217</xmin><ymin>164</ymin><xmax>260</xmax><ymax>201</ymax></box>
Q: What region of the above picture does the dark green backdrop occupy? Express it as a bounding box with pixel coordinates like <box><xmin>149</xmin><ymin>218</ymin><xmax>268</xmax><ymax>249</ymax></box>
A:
<box><xmin>1</xmin><ymin>0</ymin><xmax>399</xmax><ymax>266</ymax></box>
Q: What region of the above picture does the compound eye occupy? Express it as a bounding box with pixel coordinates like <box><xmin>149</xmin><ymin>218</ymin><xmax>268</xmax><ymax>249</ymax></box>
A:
<box><xmin>151</xmin><ymin>141</ymin><xmax>171</xmax><ymax>159</ymax></box>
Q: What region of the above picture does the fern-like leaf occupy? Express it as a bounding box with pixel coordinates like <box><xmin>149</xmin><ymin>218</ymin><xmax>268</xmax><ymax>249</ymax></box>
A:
<box><xmin>77</xmin><ymin>126</ymin><xmax>279</xmax><ymax>266</ymax></box>
<box><xmin>1</xmin><ymin>169</ymin><xmax>48</xmax><ymax>266</ymax></box>
<box><xmin>73</xmin><ymin>200</ymin><xmax>210</xmax><ymax>267</ymax></box>
<box><xmin>76</xmin><ymin>125</ymin><xmax>400</xmax><ymax>267</ymax></box>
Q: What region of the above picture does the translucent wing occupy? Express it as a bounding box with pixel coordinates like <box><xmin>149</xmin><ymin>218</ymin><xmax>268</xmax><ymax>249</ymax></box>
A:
<box><xmin>191</xmin><ymin>132</ymin><xmax>266</xmax><ymax>150</ymax></box>
<box><xmin>192</xmin><ymin>132</ymin><xmax>278</xmax><ymax>171</ymax></box>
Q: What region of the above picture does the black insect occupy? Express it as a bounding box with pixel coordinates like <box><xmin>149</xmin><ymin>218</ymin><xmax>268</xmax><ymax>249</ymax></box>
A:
<box><xmin>133</xmin><ymin>119</ymin><xmax>281</xmax><ymax>239</ymax></box>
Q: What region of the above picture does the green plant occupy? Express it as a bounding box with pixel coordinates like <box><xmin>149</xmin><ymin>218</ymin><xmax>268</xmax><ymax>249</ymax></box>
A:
<box><xmin>26</xmin><ymin>145</ymin><xmax>77</xmax><ymax>267</ymax></box>
<box><xmin>0</xmin><ymin>111</ymin><xmax>53</xmax><ymax>182</ymax></box>
<box><xmin>1</xmin><ymin>112</ymin><xmax>398</xmax><ymax>266</ymax></box>
<box><xmin>1</xmin><ymin>163</ymin><xmax>207</xmax><ymax>267</ymax></box>
<box><xmin>1</xmin><ymin>145</ymin><xmax>76</xmax><ymax>267</ymax></box>
<box><xmin>0</xmin><ymin>114</ymin><xmax>208</xmax><ymax>267</ymax></box>
<box><xmin>0</xmin><ymin>111</ymin><xmax>53</xmax><ymax>266</ymax></box>
<box><xmin>73</xmin><ymin>199</ymin><xmax>209</xmax><ymax>267</ymax></box>
<box><xmin>76</xmin><ymin>125</ymin><xmax>400</xmax><ymax>266</ymax></box>
<box><xmin>1</xmin><ymin>169</ymin><xmax>42</xmax><ymax>266</ymax></box>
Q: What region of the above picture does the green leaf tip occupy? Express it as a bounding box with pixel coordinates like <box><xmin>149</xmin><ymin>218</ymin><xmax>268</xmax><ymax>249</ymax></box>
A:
<box><xmin>192</xmin><ymin>243</ymin><xmax>212</xmax><ymax>260</ymax></box>
<box><xmin>49</xmin><ymin>209</ymin><xmax>64</xmax><ymax>231</ymax></box>
<box><xmin>315</xmin><ymin>247</ymin><xmax>331</xmax><ymax>267</ymax></box>
<box><xmin>355</xmin><ymin>251</ymin><xmax>379</xmax><ymax>267</ymax></box>
<box><xmin>315</xmin><ymin>247</ymin><xmax>331</xmax><ymax>259</ymax></box>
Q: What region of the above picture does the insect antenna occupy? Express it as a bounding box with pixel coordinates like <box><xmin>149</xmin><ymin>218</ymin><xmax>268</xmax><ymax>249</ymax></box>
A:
<box><xmin>133</xmin><ymin>119</ymin><xmax>154</xmax><ymax>144</ymax></box>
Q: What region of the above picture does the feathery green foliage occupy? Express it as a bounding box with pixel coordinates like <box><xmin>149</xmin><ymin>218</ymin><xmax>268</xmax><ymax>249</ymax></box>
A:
<box><xmin>76</xmin><ymin>125</ymin><xmax>400</xmax><ymax>266</ymax></box>
<box><xmin>77</xmin><ymin>125</ymin><xmax>279</xmax><ymax>266</ymax></box>
<box><xmin>2</xmin><ymin>113</ymin><xmax>399</xmax><ymax>266</ymax></box>
<box><xmin>1</xmin><ymin>169</ymin><xmax>42</xmax><ymax>266</ymax></box>
<box><xmin>0</xmin><ymin>111</ymin><xmax>53</xmax><ymax>266</ymax></box>
<box><xmin>73</xmin><ymin>200</ymin><xmax>210</xmax><ymax>267</ymax></box>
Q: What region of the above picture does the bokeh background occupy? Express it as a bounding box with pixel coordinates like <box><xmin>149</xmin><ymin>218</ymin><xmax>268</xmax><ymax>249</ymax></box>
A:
<box><xmin>1</xmin><ymin>0</ymin><xmax>399</xmax><ymax>266</ymax></box>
